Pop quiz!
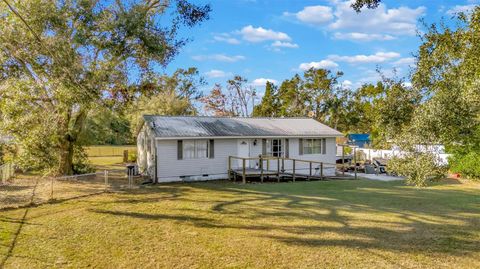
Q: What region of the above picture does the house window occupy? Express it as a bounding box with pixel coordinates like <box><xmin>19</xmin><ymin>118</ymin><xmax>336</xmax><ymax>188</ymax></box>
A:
<box><xmin>266</xmin><ymin>139</ymin><xmax>284</xmax><ymax>157</ymax></box>
<box><xmin>183</xmin><ymin>140</ymin><xmax>209</xmax><ymax>159</ymax></box>
<box><xmin>303</xmin><ymin>139</ymin><xmax>322</xmax><ymax>154</ymax></box>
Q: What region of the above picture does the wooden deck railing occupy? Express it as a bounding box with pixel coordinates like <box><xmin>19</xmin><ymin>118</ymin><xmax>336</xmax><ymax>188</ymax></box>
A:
<box><xmin>228</xmin><ymin>155</ymin><xmax>336</xmax><ymax>184</ymax></box>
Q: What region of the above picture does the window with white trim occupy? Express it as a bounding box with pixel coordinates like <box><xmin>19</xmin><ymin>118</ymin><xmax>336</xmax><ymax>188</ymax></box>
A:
<box><xmin>303</xmin><ymin>139</ymin><xmax>322</xmax><ymax>154</ymax></box>
<box><xmin>266</xmin><ymin>139</ymin><xmax>284</xmax><ymax>157</ymax></box>
<box><xmin>183</xmin><ymin>140</ymin><xmax>209</xmax><ymax>159</ymax></box>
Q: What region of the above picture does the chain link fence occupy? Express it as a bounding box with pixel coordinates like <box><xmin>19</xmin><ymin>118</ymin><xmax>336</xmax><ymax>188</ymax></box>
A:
<box><xmin>0</xmin><ymin>169</ymin><xmax>145</xmax><ymax>210</ymax></box>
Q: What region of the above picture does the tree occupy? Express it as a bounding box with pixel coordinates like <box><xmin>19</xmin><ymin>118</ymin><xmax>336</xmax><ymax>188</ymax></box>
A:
<box><xmin>0</xmin><ymin>0</ymin><xmax>210</xmax><ymax>175</ymax></box>
<box><xmin>227</xmin><ymin>76</ymin><xmax>257</xmax><ymax>117</ymax></box>
<box><xmin>252</xmin><ymin>81</ymin><xmax>278</xmax><ymax>117</ymax></box>
<box><xmin>201</xmin><ymin>75</ymin><xmax>257</xmax><ymax>117</ymax></box>
<box><xmin>351</xmin><ymin>0</ymin><xmax>381</xmax><ymax>12</ymax></box>
<box><xmin>127</xmin><ymin>68</ymin><xmax>204</xmax><ymax>134</ymax></box>
<box><xmin>410</xmin><ymin>8</ymin><xmax>480</xmax><ymax>180</ymax></box>
<box><xmin>276</xmin><ymin>75</ymin><xmax>306</xmax><ymax>117</ymax></box>
<box><xmin>201</xmin><ymin>84</ymin><xmax>235</xmax><ymax>116</ymax></box>
<box><xmin>303</xmin><ymin>68</ymin><xmax>344</xmax><ymax>127</ymax></box>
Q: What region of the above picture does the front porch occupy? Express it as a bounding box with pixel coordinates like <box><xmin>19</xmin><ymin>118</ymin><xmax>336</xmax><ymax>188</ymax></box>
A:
<box><xmin>228</xmin><ymin>155</ymin><xmax>337</xmax><ymax>183</ymax></box>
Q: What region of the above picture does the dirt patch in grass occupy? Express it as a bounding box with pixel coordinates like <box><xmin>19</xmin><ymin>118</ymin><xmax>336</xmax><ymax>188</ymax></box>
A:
<box><xmin>1</xmin><ymin>179</ymin><xmax>479</xmax><ymax>268</ymax></box>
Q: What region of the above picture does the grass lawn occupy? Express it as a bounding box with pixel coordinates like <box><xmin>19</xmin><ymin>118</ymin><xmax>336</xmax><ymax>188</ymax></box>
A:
<box><xmin>1</xmin><ymin>179</ymin><xmax>479</xmax><ymax>268</ymax></box>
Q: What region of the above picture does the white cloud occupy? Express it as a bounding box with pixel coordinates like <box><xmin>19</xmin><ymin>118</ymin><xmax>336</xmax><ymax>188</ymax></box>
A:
<box><xmin>271</xmin><ymin>41</ymin><xmax>299</xmax><ymax>48</ymax></box>
<box><xmin>204</xmin><ymin>69</ymin><xmax>231</xmax><ymax>78</ymax></box>
<box><xmin>333</xmin><ymin>32</ymin><xmax>396</xmax><ymax>41</ymax></box>
<box><xmin>192</xmin><ymin>54</ymin><xmax>245</xmax><ymax>62</ymax></box>
<box><xmin>213</xmin><ymin>33</ymin><xmax>241</xmax><ymax>45</ymax></box>
<box><xmin>446</xmin><ymin>5</ymin><xmax>476</xmax><ymax>15</ymax></box>
<box><xmin>392</xmin><ymin>57</ymin><xmax>415</xmax><ymax>66</ymax></box>
<box><xmin>328</xmin><ymin>52</ymin><xmax>400</xmax><ymax>64</ymax></box>
<box><xmin>286</xmin><ymin>2</ymin><xmax>425</xmax><ymax>40</ymax></box>
<box><xmin>285</xmin><ymin>5</ymin><xmax>333</xmax><ymax>24</ymax></box>
<box><xmin>239</xmin><ymin>25</ymin><xmax>291</xmax><ymax>42</ymax></box>
<box><xmin>342</xmin><ymin>80</ymin><xmax>353</xmax><ymax>88</ymax></box>
<box><xmin>329</xmin><ymin>2</ymin><xmax>426</xmax><ymax>36</ymax></box>
<box><xmin>299</xmin><ymin>60</ymin><xmax>339</xmax><ymax>71</ymax></box>
<box><xmin>252</xmin><ymin>78</ymin><xmax>278</xmax><ymax>87</ymax></box>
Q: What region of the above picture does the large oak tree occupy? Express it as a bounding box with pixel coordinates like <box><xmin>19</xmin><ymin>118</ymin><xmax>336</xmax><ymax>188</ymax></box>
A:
<box><xmin>0</xmin><ymin>0</ymin><xmax>210</xmax><ymax>174</ymax></box>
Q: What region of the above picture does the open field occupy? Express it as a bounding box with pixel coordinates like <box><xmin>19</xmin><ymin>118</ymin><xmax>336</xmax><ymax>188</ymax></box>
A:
<box><xmin>85</xmin><ymin>145</ymin><xmax>136</xmax><ymax>157</ymax></box>
<box><xmin>1</xmin><ymin>179</ymin><xmax>479</xmax><ymax>268</ymax></box>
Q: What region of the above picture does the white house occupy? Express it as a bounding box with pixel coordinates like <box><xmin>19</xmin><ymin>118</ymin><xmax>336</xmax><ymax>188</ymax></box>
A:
<box><xmin>137</xmin><ymin>116</ymin><xmax>343</xmax><ymax>183</ymax></box>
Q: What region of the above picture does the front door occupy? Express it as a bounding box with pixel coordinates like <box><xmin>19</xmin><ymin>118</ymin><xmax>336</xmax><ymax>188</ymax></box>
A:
<box><xmin>237</xmin><ymin>139</ymin><xmax>250</xmax><ymax>168</ymax></box>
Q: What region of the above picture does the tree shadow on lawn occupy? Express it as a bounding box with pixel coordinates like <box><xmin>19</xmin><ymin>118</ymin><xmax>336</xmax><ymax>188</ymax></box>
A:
<box><xmin>89</xmin><ymin>179</ymin><xmax>480</xmax><ymax>256</ymax></box>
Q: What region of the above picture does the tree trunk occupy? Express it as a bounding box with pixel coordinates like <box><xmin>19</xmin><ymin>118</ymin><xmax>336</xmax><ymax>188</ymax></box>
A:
<box><xmin>57</xmin><ymin>109</ymin><xmax>88</xmax><ymax>175</ymax></box>
<box><xmin>58</xmin><ymin>139</ymin><xmax>74</xmax><ymax>175</ymax></box>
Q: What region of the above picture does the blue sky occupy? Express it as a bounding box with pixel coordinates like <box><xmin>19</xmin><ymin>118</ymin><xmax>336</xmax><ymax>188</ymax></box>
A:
<box><xmin>164</xmin><ymin>0</ymin><xmax>478</xmax><ymax>94</ymax></box>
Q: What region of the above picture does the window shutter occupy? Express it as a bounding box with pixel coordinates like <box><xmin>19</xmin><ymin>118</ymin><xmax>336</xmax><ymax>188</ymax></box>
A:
<box><xmin>322</xmin><ymin>138</ymin><xmax>326</xmax><ymax>154</ymax></box>
<box><xmin>262</xmin><ymin>139</ymin><xmax>267</xmax><ymax>156</ymax></box>
<box><xmin>299</xmin><ymin>138</ymin><xmax>303</xmax><ymax>155</ymax></box>
<box><xmin>285</xmin><ymin>139</ymin><xmax>289</xmax><ymax>158</ymax></box>
<box><xmin>209</xmin><ymin>139</ymin><xmax>214</xmax><ymax>159</ymax></box>
<box><xmin>177</xmin><ymin>140</ymin><xmax>183</xmax><ymax>160</ymax></box>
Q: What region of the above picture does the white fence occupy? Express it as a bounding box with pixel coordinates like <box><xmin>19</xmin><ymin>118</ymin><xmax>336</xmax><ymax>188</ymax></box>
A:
<box><xmin>0</xmin><ymin>163</ymin><xmax>14</xmax><ymax>184</ymax></box>
<box><xmin>356</xmin><ymin>147</ymin><xmax>450</xmax><ymax>165</ymax></box>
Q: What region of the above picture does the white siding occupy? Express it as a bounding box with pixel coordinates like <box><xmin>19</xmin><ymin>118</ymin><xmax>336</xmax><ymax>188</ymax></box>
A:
<box><xmin>156</xmin><ymin>139</ymin><xmax>238</xmax><ymax>182</ymax></box>
<box><xmin>258</xmin><ymin>138</ymin><xmax>337</xmax><ymax>177</ymax></box>
<box><xmin>288</xmin><ymin>137</ymin><xmax>337</xmax><ymax>176</ymax></box>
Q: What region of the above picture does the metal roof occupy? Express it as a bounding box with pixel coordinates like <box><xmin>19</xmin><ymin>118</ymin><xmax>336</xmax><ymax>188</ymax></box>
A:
<box><xmin>143</xmin><ymin>115</ymin><xmax>343</xmax><ymax>139</ymax></box>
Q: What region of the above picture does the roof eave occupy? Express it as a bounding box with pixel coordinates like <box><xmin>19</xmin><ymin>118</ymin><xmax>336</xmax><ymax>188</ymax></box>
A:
<box><xmin>154</xmin><ymin>134</ymin><xmax>344</xmax><ymax>140</ymax></box>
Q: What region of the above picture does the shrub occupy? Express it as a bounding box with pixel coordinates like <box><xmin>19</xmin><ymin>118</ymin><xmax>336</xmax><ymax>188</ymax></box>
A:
<box><xmin>449</xmin><ymin>151</ymin><xmax>480</xmax><ymax>180</ymax></box>
<box><xmin>388</xmin><ymin>152</ymin><xmax>447</xmax><ymax>187</ymax></box>
<box><xmin>72</xmin><ymin>146</ymin><xmax>95</xmax><ymax>175</ymax></box>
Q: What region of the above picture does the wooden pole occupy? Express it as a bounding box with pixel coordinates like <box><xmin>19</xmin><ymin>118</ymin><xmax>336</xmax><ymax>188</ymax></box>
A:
<box><xmin>50</xmin><ymin>176</ymin><xmax>54</xmax><ymax>200</ymax></box>
<box><xmin>277</xmin><ymin>157</ymin><xmax>280</xmax><ymax>182</ymax></box>
<box><xmin>321</xmin><ymin>162</ymin><xmax>324</xmax><ymax>179</ymax></box>
<box><xmin>242</xmin><ymin>158</ymin><xmax>246</xmax><ymax>184</ymax></box>
<box><xmin>260</xmin><ymin>156</ymin><xmax>264</xmax><ymax>183</ymax></box>
<box><xmin>309</xmin><ymin>162</ymin><xmax>312</xmax><ymax>179</ymax></box>
<box><xmin>228</xmin><ymin>156</ymin><xmax>232</xmax><ymax>180</ymax></box>
<box><xmin>354</xmin><ymin>147</ymin><xmax>358</xmax><ymax>180</ymax></box>
<box><xmin>292</xmin><ymin>159</ymin><xmax>296</xmax><ymax>182</ymax></box>
<box><xmin>342</xmin><ymin>145</ymin><xmax>345</xmax><ymax>176</ymax></box>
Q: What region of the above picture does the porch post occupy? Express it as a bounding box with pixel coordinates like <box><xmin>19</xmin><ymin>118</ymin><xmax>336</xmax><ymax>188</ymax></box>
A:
<box><xmin>260</xmin><ymin>156</ymin><xmax>264</xmax><ymax>183</ymax></box>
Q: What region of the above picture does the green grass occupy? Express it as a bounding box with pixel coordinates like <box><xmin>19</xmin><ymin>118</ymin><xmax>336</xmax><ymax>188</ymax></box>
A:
<box><xmin>1</xmin><ymin>179</ymin><xmax>479</xmax><ymax>268</ymax></box>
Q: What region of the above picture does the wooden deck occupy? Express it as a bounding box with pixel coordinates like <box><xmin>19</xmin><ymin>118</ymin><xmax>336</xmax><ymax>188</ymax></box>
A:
<box><xmin>228</xmin><ymin>156</ymin><xmax>335</xmax><ymax>184</ymax></box>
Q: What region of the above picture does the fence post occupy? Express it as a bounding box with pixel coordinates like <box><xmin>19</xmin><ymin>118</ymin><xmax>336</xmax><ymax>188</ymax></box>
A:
<box><xmin>309</xmin><ymin>162</ymin><xmax>312</xmax><ymax>179</ymax></box>
<box><xmin>104</xmin><ymin>170</ymin><xmax>108</xmax><ymax>187</ymax></box>
<box><xmin>292</xmin><ymin>159</ymin><xmax>296</xmax><ymax>182</ymax></box>
<box><xmin>228</xmin><ymin>156</ymin><xmax>232</xmax><ymax>180</ymax></box>
<box><xmin>50</xmin><ymin>176</ymin><xmax>54</xmax><ymax>200</ymax></box>
<box><xmin>242</xmin><ymin>158</ymin><xmax>246</xmax><ymax>184</ymax></box>
<box><xmin>321</xmin><ymin>162</ymin><xmax>324</xmax><ymax>179</ymax></box>
<box><xmin>277</xmin><ymin>157</ymin><xmax>280</xmax><ymax>182</ymax></box>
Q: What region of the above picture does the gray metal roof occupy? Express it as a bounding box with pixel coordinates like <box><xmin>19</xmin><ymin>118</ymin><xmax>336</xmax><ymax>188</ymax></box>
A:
<box><xmin>143</xmin><ymin>115</ymin><xmax>343</xmax><ymax>139</ymax></box>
